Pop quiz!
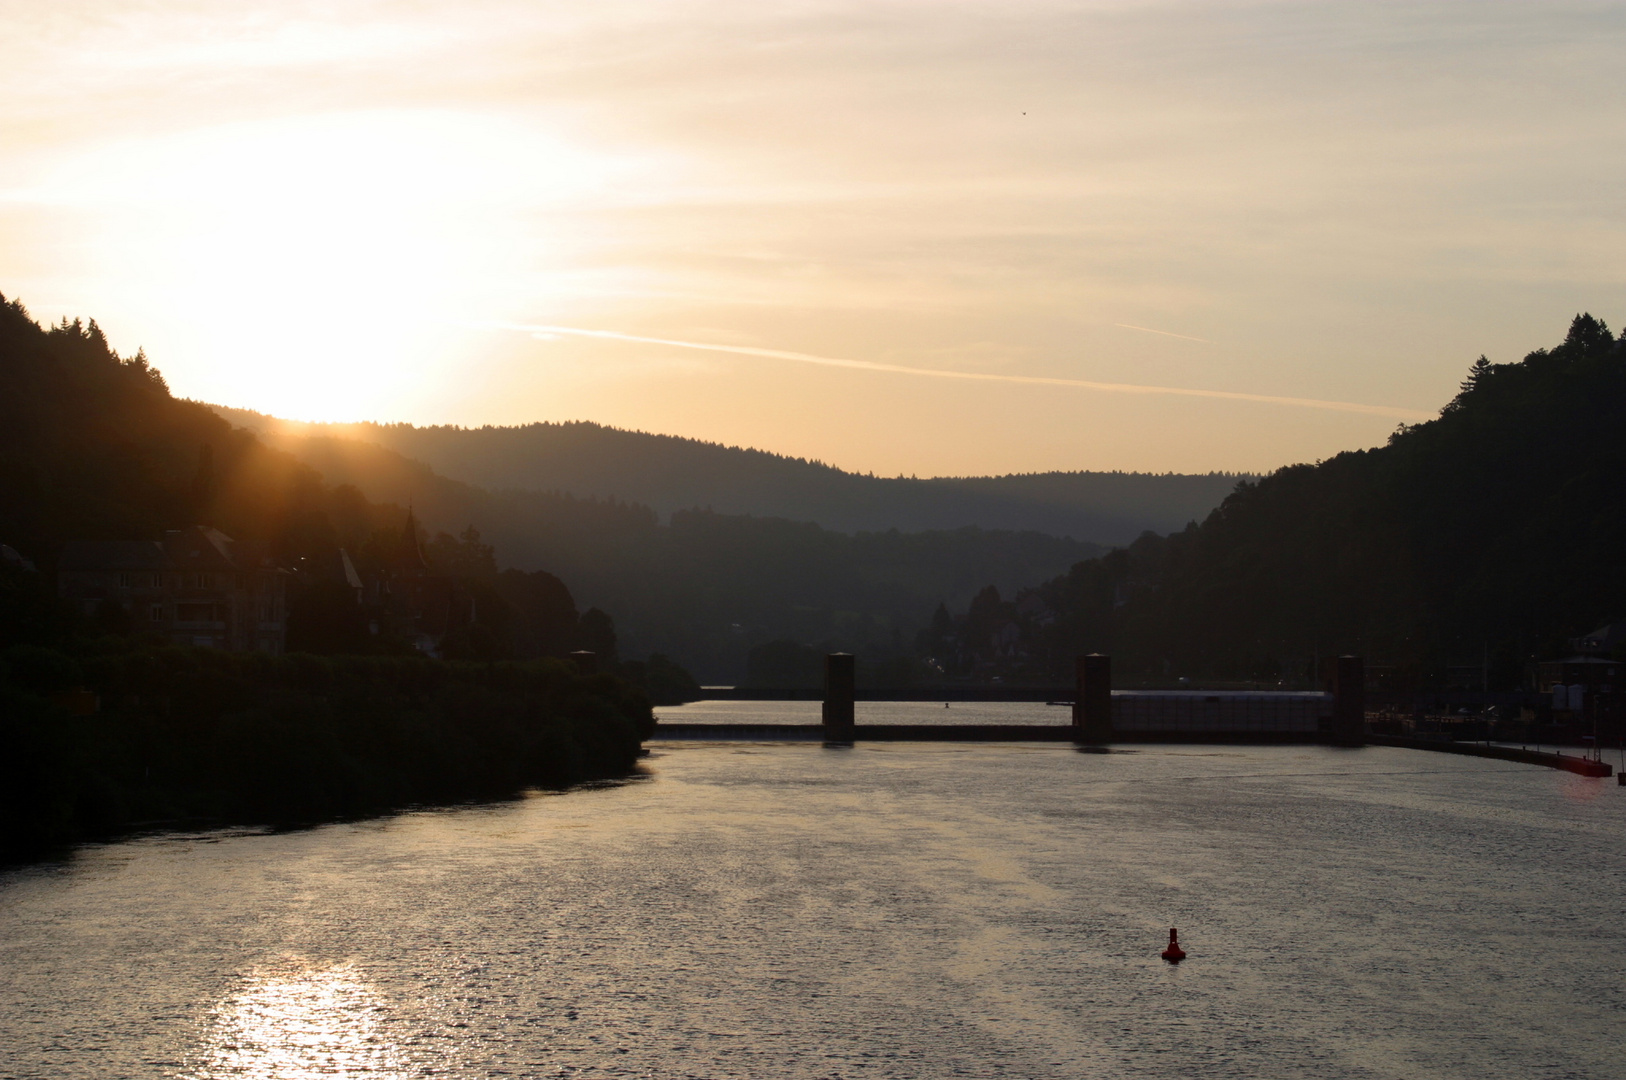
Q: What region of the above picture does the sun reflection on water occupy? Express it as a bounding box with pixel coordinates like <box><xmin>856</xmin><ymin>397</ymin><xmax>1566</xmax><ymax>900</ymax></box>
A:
<box><xmin>186</xmin><ymin>962</ymin><xmax>421</xmax><ymax>1079</ymax></box>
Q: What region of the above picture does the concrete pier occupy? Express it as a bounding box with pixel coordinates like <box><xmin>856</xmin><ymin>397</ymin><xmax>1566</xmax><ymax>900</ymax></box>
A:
<box><xmin>1074</xmin><ymin>654</ymin><xmax>1113</xmax><ymax>745</ymax></box>
<box><xmin>1332</xmin><ymin>655</ymin><xmax>1365</xmax><ymax>745</ymax></box>
<box><xmin>822</xmin><ymin>653</ymin><xmax>855</xmax><ymax>746</ymax></box>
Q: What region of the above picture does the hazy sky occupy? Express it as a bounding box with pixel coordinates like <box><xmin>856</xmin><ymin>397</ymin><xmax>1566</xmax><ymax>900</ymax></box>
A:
<box><xmin>3</xmin><ymin>1</ymin><xmax>1623</xmax><ymax>476</ymax></box>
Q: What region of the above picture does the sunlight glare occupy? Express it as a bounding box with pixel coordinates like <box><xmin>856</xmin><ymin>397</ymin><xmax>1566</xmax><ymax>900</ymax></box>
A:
<box><xmin>39</xmin><ymin>110</ymin><xmax>636</xmax><ymax>420</ymax></box>
<box><xmin>186</xmin><ymin>962</ymin><xmax>431</xmax><ymax>1079</ymax></box>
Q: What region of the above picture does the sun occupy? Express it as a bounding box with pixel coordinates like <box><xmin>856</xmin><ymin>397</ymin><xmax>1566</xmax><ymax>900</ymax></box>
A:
<box><xmin>44</xmin><ymin>109</ymin><xmax>630</xmax><ymax>420</ymax></box>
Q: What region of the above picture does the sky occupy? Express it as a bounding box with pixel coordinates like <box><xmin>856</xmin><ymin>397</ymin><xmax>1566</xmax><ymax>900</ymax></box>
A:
<box><xmin>2</xmin><ymin>1</ymin><xmax>1623</xmax><ymax>477</ymax></box>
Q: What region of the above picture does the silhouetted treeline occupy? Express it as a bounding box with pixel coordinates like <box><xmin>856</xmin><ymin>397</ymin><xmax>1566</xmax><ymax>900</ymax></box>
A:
<box><xmin>0</xmin><ymin>295</ymin><xmax>407</xmax><ymax>576</ymax></box>
<box><xmin>419</xmin><ymin>527</ymin><xmax>700</xmax><ymax>702</ymax></box>
<box><xmin>742</xmin><ymin>638</ymin><xmax>925</xmax><ymax>689</ymax></box>
<box><xmin>217</xmin><ymin>407</ymin><xmax>1245</xmax><ymax>544</ymax></box>
<box><xmin>0</xmin><ymin>293</ymin><xmax>697</xmax><ymax>695</ymax></box>
<box><xmin>0</xmin><ymin>645</ymin><xmax>653</xmax><ymax>862</ymax></box>
<box><xmin>1019</xmin><ymin>315</ymin><xmax>1626</xmax><ymax>686</ymax></box>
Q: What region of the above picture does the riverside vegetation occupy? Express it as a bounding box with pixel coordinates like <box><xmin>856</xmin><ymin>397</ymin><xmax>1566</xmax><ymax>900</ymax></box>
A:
<box><xmin>0</xmin><ymin>292</ymin><xmax>666</xmax><ymax>860</ymax></box>
<box><xmin>0</xmin><ymin>646</ymin><xmax>653</xmax><ymax>862</ymax></box>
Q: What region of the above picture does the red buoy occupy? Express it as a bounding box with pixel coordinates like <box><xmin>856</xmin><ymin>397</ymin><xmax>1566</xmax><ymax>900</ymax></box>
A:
<box><xmin>1161</xmin><ymin>928</ymin><xmax>1186</xmax><ymax>963</ymax></box>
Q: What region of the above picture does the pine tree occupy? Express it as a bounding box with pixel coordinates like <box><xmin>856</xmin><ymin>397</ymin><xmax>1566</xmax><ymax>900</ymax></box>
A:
<box><xmin>1459</xmin><ymin>355</ymin><xmax>1491</xmax><ymax>393</ymax></box>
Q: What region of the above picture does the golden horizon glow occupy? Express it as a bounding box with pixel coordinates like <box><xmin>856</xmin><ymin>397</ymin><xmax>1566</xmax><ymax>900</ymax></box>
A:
<box><xmin>3</xmin><ymin>2</ymin><xmax>1623</xmax><ymax>475</ymax></box>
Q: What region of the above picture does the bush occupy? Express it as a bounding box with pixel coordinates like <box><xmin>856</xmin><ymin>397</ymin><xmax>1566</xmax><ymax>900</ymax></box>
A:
<box><xmin>0</xmin><ymin>647</ymin><xmax>653</xmax><ymax>861</ymax></box>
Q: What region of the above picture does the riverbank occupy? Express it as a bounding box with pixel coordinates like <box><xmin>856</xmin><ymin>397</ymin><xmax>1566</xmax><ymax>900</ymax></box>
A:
<box><xmin>1365</xmin><ymin>733</ymin><xmax>1614</xmax><ymax>777</ymax></box>
<box><xmin>1</xmin><ymin>646</ymin><xmax>654</xmax><ymax>862</ymax></box>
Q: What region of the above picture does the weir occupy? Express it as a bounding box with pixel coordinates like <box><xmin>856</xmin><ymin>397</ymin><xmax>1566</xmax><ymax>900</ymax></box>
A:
<box><xmin>660</xmin><ymin>653</ymin><xmax>1362</xmax><ymax>745</ymax></box>
<box><xmin>654</xmin><ymin>653</ymin><xmax>1616</xmax><ymax>777</ymax></box>
<box><xmin>822</xmin><ymin>652</ymin><xmax>855</xmax><ymax>746</ymax></box>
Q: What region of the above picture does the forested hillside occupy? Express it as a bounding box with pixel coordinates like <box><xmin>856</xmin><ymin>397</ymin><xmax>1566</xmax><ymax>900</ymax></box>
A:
<box><xmin>215</xmin><ymin>407</ymin><xmax>1244</xmax><ymax>544</ymax></box>
<box><xmin>1021</xmin><ymin>315</ymin><xmax>1626</xmax><ymax>686</ymax></box>
<box><xmin>207</xmin><ymin>431</ymin><xmax>1103</xmax><ymax>681</ymax></box>
<box><xmin>0</xmin><ymin>302</ymin><xmax>375</xmax><ymax>571</ymax></box>
<box><xmin>0</xmin><ymin>295</ymin><xmax>614</xmax><ymax>671</ymax></box>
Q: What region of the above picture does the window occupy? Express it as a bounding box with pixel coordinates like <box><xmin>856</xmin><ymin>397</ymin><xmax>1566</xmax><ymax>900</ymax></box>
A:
<box><xmin>118</xmin><ymin>572</ymin><xmax>135</xmax><ymax>588</ymax></box>
<box><xmin>151</xmin><ymin>573</ymin><xmax>163</xmax><ymax>588</ymax></box>
<box><xmin>149</xmin><ymin>604</ymin><xmax>164</xmax><ymax>622</ymax></box>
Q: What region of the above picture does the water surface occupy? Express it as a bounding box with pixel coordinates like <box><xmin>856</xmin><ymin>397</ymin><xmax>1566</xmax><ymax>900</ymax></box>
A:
<box><xmin>3</xmin><ymin>738</ymin><xmax>1623</xmax><ymax>1079</ymax></box>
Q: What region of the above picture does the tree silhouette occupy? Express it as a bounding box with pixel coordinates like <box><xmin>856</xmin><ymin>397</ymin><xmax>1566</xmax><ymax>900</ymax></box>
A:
<box><xmin>1027</xmin><ymin>314</ymin><xmax>1626</xmax><ymax>684</ymax></box>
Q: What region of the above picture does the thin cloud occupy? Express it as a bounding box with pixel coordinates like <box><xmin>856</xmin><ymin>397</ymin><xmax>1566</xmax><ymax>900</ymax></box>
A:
<box><xmin>1115</xmin><ymin>323</ymin><xmax>1212</xmax><ymax>344</ymax></box>
<box><xmin>482</xmin><ymin>321</ymin><xmax>1434</xmax><ymax>421</ymax></box>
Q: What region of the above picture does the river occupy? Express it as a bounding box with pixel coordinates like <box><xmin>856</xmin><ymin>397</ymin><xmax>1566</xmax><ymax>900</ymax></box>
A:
<box><xmin>2</xmin><ymin>728</ymin><xmax>1623</xmax><ymax>1078</ymax></box>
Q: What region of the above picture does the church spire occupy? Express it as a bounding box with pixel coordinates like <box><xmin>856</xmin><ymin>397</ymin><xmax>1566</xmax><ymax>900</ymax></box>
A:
<box><xmin>398</xmin><ymin>504</ymin><xmax>428</xmax><ymax>573</ymax></box>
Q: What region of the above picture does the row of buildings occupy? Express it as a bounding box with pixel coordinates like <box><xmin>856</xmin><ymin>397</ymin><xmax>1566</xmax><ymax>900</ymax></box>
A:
<box><xmin>57</xmin><ymin>526</ymin><xmax>291</xmax><ymax>653</ymax></box>
<box><xmin>50</xmin><ymin>513</ymin><xmax>466</xmax><ymax>656</ymax></box>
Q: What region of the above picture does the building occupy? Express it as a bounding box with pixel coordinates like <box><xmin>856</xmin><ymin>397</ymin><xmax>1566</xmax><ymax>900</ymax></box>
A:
<box><xmin>1575</xmin><ymin>618</ymin><xmax>1626</xmax><ymax>655</ymax></box>
<box><xmin>375</xmin><ymin>508</ymin><xmax>472</xmax><ymax>656</ymax></box>
<box><xmin>57</xmin><ymin>526</ymin><xmax>289</xmax><ymax>653</ymax></box>
<box><xmin>1535</xmin><ymin>656</ymin><xmax>1619</xmax><ymax>694</ymax></box>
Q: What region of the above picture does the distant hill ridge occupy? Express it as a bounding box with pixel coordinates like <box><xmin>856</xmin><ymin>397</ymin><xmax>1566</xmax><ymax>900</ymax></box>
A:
<box><xmin>210</xmin><ymin>409</ymin><xmax>1249</xmax><ymax>544</ymax></box>
<box><xmin>0</xmin><ymin>292</ymin><xmax>1104</xmax><ymax>683</ymax></box>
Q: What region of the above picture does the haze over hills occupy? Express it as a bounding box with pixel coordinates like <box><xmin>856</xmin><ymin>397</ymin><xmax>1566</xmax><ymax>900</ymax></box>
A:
<box><xmin>211</xmin><ymin>407</ymin><xmax>1247</xmax><ymax>545</ymax></box>
<box><xmin>185</xmin><ymin>427</ymin><xmax>1103</xmax><ymax>681</ymax></box>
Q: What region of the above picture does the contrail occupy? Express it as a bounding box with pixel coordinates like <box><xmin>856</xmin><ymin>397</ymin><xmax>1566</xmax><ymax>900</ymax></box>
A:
<box><xmin>1114</xmin><ymin>322</ymin><xmax>1212</xmax><ymax>344</ymax></box>
<box><xmin>481</xmin><ymin>321</ymin><xmax>1433</xmax><ymax>421</ymax></box>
